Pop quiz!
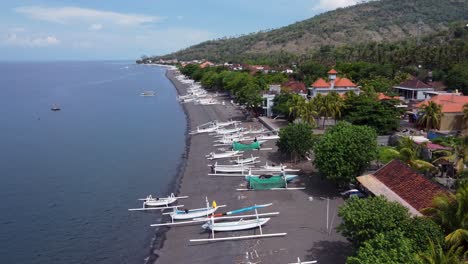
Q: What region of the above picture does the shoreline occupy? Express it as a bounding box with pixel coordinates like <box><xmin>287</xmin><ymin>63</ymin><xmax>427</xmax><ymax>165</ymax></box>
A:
<box><xmin>145</xmin><ymin>69</ymin><xmax>193</xmax><ymax>264</ymax></box>
<box><xmin>152</xmin><ymin>68</ymin><xmax>352</xmax><ymax>264</ymax></box>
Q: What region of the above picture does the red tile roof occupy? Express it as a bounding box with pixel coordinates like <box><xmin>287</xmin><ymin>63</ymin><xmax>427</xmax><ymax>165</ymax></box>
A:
<box><xmin>416</xmin><ymin>94</ymin><xmax>468</xmax><ymax>113</ymax></box>
<box><xmin>373</xmin><ymin>159</ymin><xmax>447</xmax><ymax>212</ymax></box>
<box><xmin>398</xmin><ymin>77</ymin><xmax>432</xmax><ymax>89</ymax></box>
<box><xmin>311</xmin><ymin>77</ymin><xmax>357</xmax><ymax>88</ymax></box>
<box><xmin>378</xmin><ymin>93</ymin><xmax>402</xmax><ymax>101</ymax></box>
<box><xmin>334</xmin><ymin>77</ymin><xmax>356</xmax><ymax>87</ymax></box>
<box><xmin>282</xmin><ymin>81</ymin><xmax>307</xmax><ymax>94</ymax></box>
<box><xmin>328</xmin><ymin>69</ymin><xmax>338</xmax><ymax>74</ymax></box>
<box><xmin>311</xmin><ymin>78</ymin><xmax>330</xmax><ymax>88</ymax></box>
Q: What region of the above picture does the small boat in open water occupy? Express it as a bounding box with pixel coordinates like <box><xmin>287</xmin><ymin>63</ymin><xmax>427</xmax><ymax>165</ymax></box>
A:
<box><xmin>140</xmin><ymin>91</ymin><xmax>155</xmax><ymax>96</ymax></box>
<box><xmin>51</xmin><ymin>104</ymin><xmax>61</xmax><ymax>111</ymax></box>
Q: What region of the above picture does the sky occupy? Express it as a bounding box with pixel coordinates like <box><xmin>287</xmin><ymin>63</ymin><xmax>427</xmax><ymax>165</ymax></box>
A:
<box><xmin>0</xmin><ymin>0</ymin><xmax>363</xmax><ymax>61</ymax></box>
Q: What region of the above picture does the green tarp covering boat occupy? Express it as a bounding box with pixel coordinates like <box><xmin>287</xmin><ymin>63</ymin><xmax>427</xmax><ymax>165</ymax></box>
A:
<box><xmin>232</xmin><ymin>141</ymin><xmax>261</xmax><ymax>151</ymax></box>
<box><xmin>248</xmin><ymin>176</ymin><xmax>286</xmax><ymax>190</ymax></box>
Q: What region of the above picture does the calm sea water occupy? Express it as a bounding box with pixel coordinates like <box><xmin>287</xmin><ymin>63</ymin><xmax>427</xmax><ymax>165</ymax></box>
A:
<box><xmin>0</xmin><ymin>61</ymin><xmax>186</xmax><ymax>264</ymax></box>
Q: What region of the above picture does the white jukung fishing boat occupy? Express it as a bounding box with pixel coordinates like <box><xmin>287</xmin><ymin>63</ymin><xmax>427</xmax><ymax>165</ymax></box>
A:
<box><xmin>288</xmin><ymin>258</ymin><xmax>318</xmax><ymax>264</ymax></box>
<box><xmin>202</xmin><ymin>217</ymin><xmax>270</xmax><ymax>231</ymax></box>
<box><xmin>213</xmin><ymin>127</ymin><xmax>244</xmax><ymax>135</ymax></box>
<box><xmin>206</xmin><ymin>150</ymin><xmax>243</xmax><ymax>160</ymax></box>
<box><xmin>128</xmin><ymin>193</ymin><xmax>188</xmax><ymax>211</ymax></box>
<box><xmin>232</xmin><ymin>155</ymin><xmax>259</xmax><ymax>165</ymax></box>
<box><xmin>256</xmin><ymin>134</ymin><xmax>280</xmax><ymax>141</ymax></box>
<box><xmin>190</xmin><ymin>122</ymin><xmax>219</xmax><ymax>135</ymax></box>
<box><xmin>189</xmin><ymin>208</ymin><xmax>286</xmax><ymax>243</ymax></box>
<box><xmin>150</xmin><ymin>203</ymin><xmax>276</xmax><ymax>228</ymax></box>
<box><xmin>244</xmin><ymin>126</ymin><xmax>268</xmax><ymax>135</ymax></box>
<box><xmin>209</xmin><ymin>162</ymin><xmax>253</xmax><ymax>175</ymax></box>
<box><xmin>251</xmin><ymin>162</ymin><xmax>300</xmax><ymax>173</ymax></box>
<box><xmin>213</xmin><ymin>120</ymin><xmax>241</xmax><ymax>128</ymax></box>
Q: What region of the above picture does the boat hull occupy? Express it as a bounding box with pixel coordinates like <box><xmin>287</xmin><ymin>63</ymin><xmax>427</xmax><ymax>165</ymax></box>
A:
<box><xmin>145</xmin><ymin>197</ymin><xmax>177</xmax><ymax>207</ymax></box>
<box><xmin>202</xmin><ymin>218</ymin><xmax>270</xmax><ymax>231</ymax></box>
<box><xmin>171</xmin><ymin>207</ymin><xmax>218</xmax><ymax>220</ymax></box>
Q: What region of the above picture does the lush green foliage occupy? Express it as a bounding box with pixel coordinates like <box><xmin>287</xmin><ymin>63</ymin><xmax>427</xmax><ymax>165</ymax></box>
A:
<box><xmin>179</xmin><ymin>64</ymin><xmax>267</xmax><ymax>111</ymax></box>
<box><xmin>422</xmin><ymin>184</ymin><xmax>468</xmax><ymax>252</ymax></box>
<box><xmin>347</xmin><ymin>231</ymin><xmax>418</xmax><ymax>264</ymax></box>
<box><xmin>342</xmin><ymin>94</ymin><xmax>400</xmax><ymax>135</ymax></box>
<box><xmin>339</xmin><ymin>196</ymin><xmax>446</xmax><ymax>263</ymax></box>
<box><xmin>446</xmin><ymin>62</ymin><xmax>468</xmax><ymax>95</ymax></box>
<box><xmin>277</xmin><ymin>123</ymin><xmax>315</xmax><ymax>162</ymax></box>
<box><xmin>378</xmin><ymin>147</ymin><xmax>401</xmax><ymax>164</ymax></box>
<box><xmin>156</xmin><ymin>0</ymin><xmax>468</xmax><ymax>67</ymax></box>
<box><xmin>272</xmin><ymin>93</ymin><xmax>296</xmax><ymax>118</ymax></box>
<box><xmin>313</xmin><ymin>122</ymin><xmax>377</xmax><ymax>184</ymax></box>
<box><xmin>338</xmin><ymin>196</ymin><xmax>412</xmax><ymax>246</ymax></box>
<box><xmin>418</xmin><ymin>101</ymin><xmax>444</xmax><ymax>131</ymax></box>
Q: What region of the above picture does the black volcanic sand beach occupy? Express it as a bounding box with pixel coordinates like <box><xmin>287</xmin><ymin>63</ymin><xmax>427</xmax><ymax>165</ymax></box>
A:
<box><xmin>154</xmin><ymin>70</ymin><xmax>351</xmax><ymax>264</ymax></box>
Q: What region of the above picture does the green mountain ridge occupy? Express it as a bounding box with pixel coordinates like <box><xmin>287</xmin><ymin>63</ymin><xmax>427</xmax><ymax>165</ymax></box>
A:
<box><xmin>157</xmin><ymin>0</ymin><xmax>468</xmax><ymax>62</ymax></box>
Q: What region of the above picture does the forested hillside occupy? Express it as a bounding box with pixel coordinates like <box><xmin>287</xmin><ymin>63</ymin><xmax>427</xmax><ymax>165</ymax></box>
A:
<box><xmin>157</xmin><ymin>0</ymin><xmax>467</xmax><ymax>62</ymax></box>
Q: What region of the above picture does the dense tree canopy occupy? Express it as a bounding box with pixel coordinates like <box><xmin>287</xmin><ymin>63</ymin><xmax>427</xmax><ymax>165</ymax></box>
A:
<box><xmin>342</xmin><ymin>94</ymin><xmax>400</xmax><ymax>135</ymax></box>
<box><xmin>339</xmin><ymin>196</ymin><xmax>446</xmax><ymax>264</ymax></box>
<box><xmin>346</xmin><ymin>231</ymin><xmax>418</xmax><ymax>264</ymax></box>
<box><xmin>313</xmin><ymin>122</ymin><xmax>377</xmax><ymax>185</ymax></box>
<box><xmin>277</xmin><ymin>122</ymin><xmax>315</xmax><ymax>162</ymax></box>
<box><xmin>338</xmin><ymin>196</ymin><xmax>412</xmax><ymax>246</ymax></box>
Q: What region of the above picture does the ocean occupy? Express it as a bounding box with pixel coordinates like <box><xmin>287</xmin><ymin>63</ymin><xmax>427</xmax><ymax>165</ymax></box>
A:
<box><xmin>0</xmin><ymin>61</ymin><xmax>186</xmax><ymax>264</ymax></box>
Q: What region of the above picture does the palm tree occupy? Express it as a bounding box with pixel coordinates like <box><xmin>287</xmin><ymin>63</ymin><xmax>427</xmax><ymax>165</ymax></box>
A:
<box><xmin>288</xmin><ymin>95</ymin><xmax>306</xmax><ymax>120</ymax></box>
<box><xmin>422</xmin><ymin>183</ymin><xmax>468</xmax><ymax>251</ymax></box>
<box><xmin>327</xmin><ymin>91</ymin><xmax>344</xmax><ymax>124</ymax></box>
<box><xmin>418</xmin><ymin>101</ymin><xmax>444</xmax><ymax>131</ymax></box>
<box><xmin>463</xmin><ymin>103</ymin><xmax>468</xmax><ymax>130</ymax></box>
<box><xmin>298</xmin><ymin>101</ymin><xmax>318</xmax><ymax>127</ymax></box>
<box><xmin>433</xmin><ymin>136</ymin><xmax>468</xmax><ymax>174</ymax></box>
<box><xmin>417</xmin><ymin>240</ymin><xmax>465</xmax><ymax>264</ymax></box>
<box><xmin>288</xmin><ymin>95</ymin><xmax>317</xmax><ymax>127</ymax></box>
<box><xmin>397</xmin><ymin>137</ymin><xmax>437</xmax><ymax>173</ymax></box>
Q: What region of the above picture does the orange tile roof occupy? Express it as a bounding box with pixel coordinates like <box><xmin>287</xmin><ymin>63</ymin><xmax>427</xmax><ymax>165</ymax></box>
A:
<box><xmin>373</xmin><ymin>159</ymin><xmax>448</xmax><ymax>212</ymax></box>
<box><xmin>311</xmin><ymin>78</ymin><xmax>330</xmax><ymax>88</ymax></box>
<box><xmin>334</xmin><ymin>77</ymin><xmax>356</xmax><ymax>87</ymax></box>
<box><xmin>378</xmin><ymin>93</ymin><xmax>402</xmax><ymax>101</ymax></box>
<box><xmin>416</xmin><ymin>94</ymin><xmax>468</xmax><ymax>113</ymax></box>
<box><xmin>328</xmin><ymin>69</ymin><xmax>338</xmax><ymax>74</ymax></box>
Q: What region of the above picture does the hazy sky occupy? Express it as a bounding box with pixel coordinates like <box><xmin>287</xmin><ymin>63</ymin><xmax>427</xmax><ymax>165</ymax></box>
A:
<box><xmin>0</xmin><ymin>0</ymin><xmax>362</xmax><ymax>60</ymax></box>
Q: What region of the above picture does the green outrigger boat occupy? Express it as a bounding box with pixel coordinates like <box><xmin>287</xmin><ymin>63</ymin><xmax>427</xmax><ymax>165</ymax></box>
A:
<box><xmin>232</xmin><ymin>141</ymin><xmax>261</xmax><ymax>151</ymax></box>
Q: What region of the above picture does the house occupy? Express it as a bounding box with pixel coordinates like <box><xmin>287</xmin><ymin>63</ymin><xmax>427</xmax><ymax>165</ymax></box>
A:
<box><xmin>393</xmin><ymin>77</ymin><xmax>434</xmax><ymax>101</ymax></box>
<box><xmin>377</xmin><ymin>93</ymin><xmax>403</xmax><ymax>101</ymax></box>
<box><xmin>415</xmin><ymin>94</ymin><xmax>468</xmax><ymax>131</ymax></box>
<box><xmin>199</xmin><ymin>61</ymin><xmax>215</xmax><ymax>68</ymax></box>
<box><xmin>262</xmin><ymin>85</ymin><xmax>281</xmax><ymax>117</ymax></box>
<box><xmin>281</xmin><ymin>81</ymin><xmax>308</xmax><ymax>98</ymax></box>
<box><xmin>357</xmin><ymin>159</ymin><xmax>447</xmax><ymax>216</ymax></box>
<box><xmin>308</xmin><ymin>69</ymin><xmax>360</xmax><ymax>97</ymax></box>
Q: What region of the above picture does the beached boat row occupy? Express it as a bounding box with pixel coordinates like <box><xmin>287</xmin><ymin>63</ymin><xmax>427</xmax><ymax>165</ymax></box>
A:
<box><xmin>129</xmin><ymin>71</ymin><xmax>306</xmax><ymax>250</ymax></box>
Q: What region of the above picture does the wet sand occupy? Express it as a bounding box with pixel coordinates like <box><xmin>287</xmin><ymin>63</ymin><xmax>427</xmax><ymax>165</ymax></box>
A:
<box><xmin>155</xmin><ymin>70</ymin><xmax>351</xmax><ymax>264</ymax></box>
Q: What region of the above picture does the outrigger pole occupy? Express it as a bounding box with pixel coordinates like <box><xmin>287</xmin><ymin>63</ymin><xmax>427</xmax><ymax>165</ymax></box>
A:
<box><xmin>288</xmin><ymin>258</ymin><xmax>318</xmax><ymax>264</ymax></box>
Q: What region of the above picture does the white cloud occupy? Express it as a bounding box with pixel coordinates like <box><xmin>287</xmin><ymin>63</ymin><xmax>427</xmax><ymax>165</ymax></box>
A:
<box><xmin>89</xmin><ymin>23</ymin><xmax>103</xmax><ymax>31</ymax></box>
<box><xmin>3</xmin><ymin>33</ymin><xmax>60</xmax><ymax>47</ymax></box>
<box><xmin>176</xmin><ymin>15</ymin><xmax>184</xmax><ymax>20</ymax></box>
<box><xmin>15</xmin><ymin>6</ymin><xmax>162</xmax><ymax>26</ymax></box>
<box><xmin>313</xmin><ymin>0</ymin><xmax>362</xmax><ymax>11</ymax></box>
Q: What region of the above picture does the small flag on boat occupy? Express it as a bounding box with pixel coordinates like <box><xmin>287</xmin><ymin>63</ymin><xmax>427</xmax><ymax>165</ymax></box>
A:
<box><xmin>212</xmin><ymin>200</ymin><xmax>217</xmax><ymax>208</ymax></box>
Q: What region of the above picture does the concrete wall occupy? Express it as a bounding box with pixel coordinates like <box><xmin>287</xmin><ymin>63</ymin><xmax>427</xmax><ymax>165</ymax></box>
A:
<box><xmin>440</xmin><ymin>113</ymin><xmax>467</xmax><ymax>131</ymax></box>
